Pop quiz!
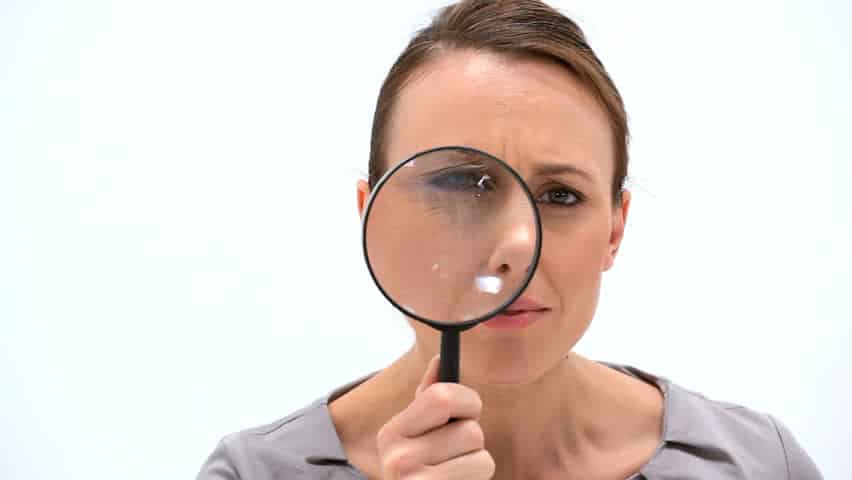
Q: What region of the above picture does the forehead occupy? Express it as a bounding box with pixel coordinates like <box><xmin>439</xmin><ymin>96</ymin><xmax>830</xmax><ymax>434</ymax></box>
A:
<box><xmin>385</xmin><ymin>50</ymin><xmax>615</xmax><ymax>187</ymax></box>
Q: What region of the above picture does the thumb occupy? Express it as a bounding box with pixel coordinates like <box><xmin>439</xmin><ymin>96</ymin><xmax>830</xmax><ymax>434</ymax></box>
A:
<box><xmin>416</xmin><ymin>355</ymin><xmax>441</xmax><ymax>396</ymax></box>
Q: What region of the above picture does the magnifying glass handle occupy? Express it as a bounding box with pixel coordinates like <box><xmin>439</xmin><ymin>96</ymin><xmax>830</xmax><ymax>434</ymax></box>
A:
<box><xmin>438</xmin><ymin>330</ymin><xmax>462</xmax><ymax>424</ymax></box>
<box><xmin>438</xmin><ymin>330</ymin><xmax>460</xmax><ymax>383</ymax></box>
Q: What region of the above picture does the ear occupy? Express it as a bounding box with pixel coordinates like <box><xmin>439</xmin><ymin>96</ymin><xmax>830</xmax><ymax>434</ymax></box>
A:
<box><xmin>356</xmin><ymin>179</ymin><xmax>371</xmax><ymax>219</ymax></box>
<box><xmin>603</xmin><ymin>189</ymin><xmax>631</xmax><ymax>272</ymax></box>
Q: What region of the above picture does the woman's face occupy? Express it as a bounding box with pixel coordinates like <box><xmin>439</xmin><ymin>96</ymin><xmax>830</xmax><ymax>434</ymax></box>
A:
<box><xmin>360</xmin><ymin>50</ymin><xmax>630</xmax><ymax>385</ymax></box>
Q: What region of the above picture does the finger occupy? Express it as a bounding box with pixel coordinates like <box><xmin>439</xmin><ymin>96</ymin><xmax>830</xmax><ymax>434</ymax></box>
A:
<box><xmin>410</xmin><ymin>419</ymin><xmax>486</xmax><ymax>466</ymax></box>
<box><xmin>394</xmin><ymin>382</ymin><xmax>482</xmax><ymax>437</ymax></box>
<box><xmin>380</xmin><ymin>420</ymin><xmax>485</xmax><ymax>478</ymax></box>
<box><xmin>416</xmin><ymin>354</ymin><xmax>441</xmax><ymax>395</ymax></box>
<box><xmin>421</xmin><ymin>449</ymin><xmax>495</xmax><ymax>480</ymax></box>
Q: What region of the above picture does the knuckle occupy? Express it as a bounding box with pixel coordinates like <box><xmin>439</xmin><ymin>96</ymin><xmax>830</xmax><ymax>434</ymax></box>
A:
<box><xmin>459</xmin><ymin>420</ymin><xmax>484</xmax><ymax>448</ymax></box>
<box><xmin>384</xmin><ymin>447</ymin><xmax>420</xmax><ymax>476</ymax></box>
<box><xmin>376</xmin><ymin>424</ymin><xmax>395</xmax><ymax>450</ymax></box>
<box><xmin>425</xmin><ymin>384</ymin><xmax>454</xmax><ymax>414</ymax></box>
<box><xmin>478</xmin><ymin>450</ymin><xmax>496</xmax><ymax>477</ymax></box>
<box><xmin>470</xmin><ymin>390</ymin><xmax>483</xmax><ymax>413</ymax></box>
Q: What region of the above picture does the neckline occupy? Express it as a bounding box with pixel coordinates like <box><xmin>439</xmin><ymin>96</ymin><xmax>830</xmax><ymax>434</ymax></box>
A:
<box><xmin>306</xmin><ymin>361</ymin><xmax>674</xmax><ymax>478</ymax></box>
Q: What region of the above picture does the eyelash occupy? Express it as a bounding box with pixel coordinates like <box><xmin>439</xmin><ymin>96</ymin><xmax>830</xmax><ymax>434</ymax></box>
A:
<box><xmin>429</xmin><ymin>170</ymin><xmax>494</xmax><ymax>191</ymax></box>
<box><xmin>536</xmin><ymin>186</ymin><xmax>583</xmax><ymax>207</ymax></box>
<box><xmin>426</xmin><ymin>172</ymin><xmax>583</xmax><ymax>208</ymax></box>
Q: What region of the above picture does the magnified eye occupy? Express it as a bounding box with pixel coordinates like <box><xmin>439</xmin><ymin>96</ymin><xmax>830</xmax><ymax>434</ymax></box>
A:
<box><xmin>428</xmin><ymin>168</ymin><xmax>496</xmax><ymax>192</ymax></box>
<box><xmin>537</xmin><ymin>187</ymin><xmax>581</xmax><ymax>206</ymax></box>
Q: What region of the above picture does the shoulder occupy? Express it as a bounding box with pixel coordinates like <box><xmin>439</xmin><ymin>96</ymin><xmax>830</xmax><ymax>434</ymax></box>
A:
<box><xmin>617</xmin><ymin>364</ymin><xmax>823</xmax><ymax>479</ymax></box>
<box><xmin>195</xmin><ymin>399</ymin><xmax>354</xmax><ymax>480</ymax></box>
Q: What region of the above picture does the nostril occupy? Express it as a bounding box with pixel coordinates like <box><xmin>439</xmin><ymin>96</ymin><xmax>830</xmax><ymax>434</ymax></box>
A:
<box><xmin>497</xmin><ymin>263</ymin><xmax>510</xmax><ymax>274</ymax></box>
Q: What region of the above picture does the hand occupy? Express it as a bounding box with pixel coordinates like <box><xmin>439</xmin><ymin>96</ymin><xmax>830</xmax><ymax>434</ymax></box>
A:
<box><xmin>376</xmin><ymin>355</ymin><xmax>495</xmax><ymax>479</ymax></box>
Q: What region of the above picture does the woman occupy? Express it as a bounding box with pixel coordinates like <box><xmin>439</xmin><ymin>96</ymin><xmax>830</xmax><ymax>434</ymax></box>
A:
<box><xmin>197</xmin><ymin>1</ymin><xmax>822</xmax><ymax>478</ymax></box>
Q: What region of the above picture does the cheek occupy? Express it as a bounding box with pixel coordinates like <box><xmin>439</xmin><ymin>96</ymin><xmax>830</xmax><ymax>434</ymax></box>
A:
<box><xmin>542</xmin><ymin>217</ymin><xmax>611</xmax><ymax>274</ymax></box>
<box><xmin>539</xmin><ymin>216</ymin><xmax>611</xmax><ymax>311</ymax></box>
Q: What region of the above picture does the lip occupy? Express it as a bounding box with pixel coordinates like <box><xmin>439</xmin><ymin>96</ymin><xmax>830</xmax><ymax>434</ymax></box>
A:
<box><xmin>483</xmin><ymin>296</ymin><xmax>550</xmax><ymax>329</ymax></box>
<box><xmin>503</xmin><ymin>296</ymin><xmax>547</xmax><ymax>313</ymax></box>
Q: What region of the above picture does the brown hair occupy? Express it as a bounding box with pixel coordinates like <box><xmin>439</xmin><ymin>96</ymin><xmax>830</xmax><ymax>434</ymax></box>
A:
<box><xmin>368</xmin><ymin>0</ymin><xmax>629</xmax><ymax>203</ymax></box>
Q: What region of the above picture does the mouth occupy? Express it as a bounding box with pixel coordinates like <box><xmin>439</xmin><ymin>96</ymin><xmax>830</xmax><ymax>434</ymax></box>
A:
<box><xmin>501</xmin><ymin>308</ymin><xmax>549</xmax><ymax>316</ymax></box>
<box><xmin>483</xmin><ymin>297</ymin><xmax>550</xmax><ymax>329</ymax></box>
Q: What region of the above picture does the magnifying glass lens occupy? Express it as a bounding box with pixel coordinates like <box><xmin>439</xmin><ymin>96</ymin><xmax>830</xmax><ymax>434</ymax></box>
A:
<box><xmin>364</xmin><ymin>147</ymin><xmax>540</xmax><ymax>327</ymax></box>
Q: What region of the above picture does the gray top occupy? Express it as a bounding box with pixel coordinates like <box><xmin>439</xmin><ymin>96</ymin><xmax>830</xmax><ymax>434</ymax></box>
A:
<box><xmin>196</xmin><ymin>363</ymin><xmax>822</xmax><ymax>479</ymax></box>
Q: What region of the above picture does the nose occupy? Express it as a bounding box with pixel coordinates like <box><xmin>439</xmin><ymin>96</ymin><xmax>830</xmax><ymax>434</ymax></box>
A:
<box><xmin>484</xmin><ymin>195</ymin><xmax>538</xmax><ymax>283</ymax></box>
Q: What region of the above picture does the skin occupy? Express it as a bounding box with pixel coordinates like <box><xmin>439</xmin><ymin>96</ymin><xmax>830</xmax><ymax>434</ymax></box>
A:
<box><xmin>331</xmin><ymin>50</ymin><xmax>664</xmax><ymax>479</ymax></box>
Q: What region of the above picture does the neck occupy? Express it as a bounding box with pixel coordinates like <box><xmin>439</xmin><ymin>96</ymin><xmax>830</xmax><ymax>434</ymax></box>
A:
<box><xmin>465</xmin><ymin>353</ymin><xmax>613</xmax><ymax>473</ymax></box>
<box><xmin>330</xmin><ymin>348</ymin><xmax>663</xmax><ymax>479</ymax></box>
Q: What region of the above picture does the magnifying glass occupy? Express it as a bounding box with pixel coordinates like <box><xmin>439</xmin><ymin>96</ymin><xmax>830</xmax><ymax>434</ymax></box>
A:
<box><xmin>362</xmin><ymin>146</ymin><xmax>542</xmax><ymax>383</ymax></box>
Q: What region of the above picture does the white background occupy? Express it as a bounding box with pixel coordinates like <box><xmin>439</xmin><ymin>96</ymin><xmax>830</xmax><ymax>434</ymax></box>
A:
<box><xmin>1</xmin><ymin>0</ymin><xmax>850</xmax><ymax>478</ymax></box>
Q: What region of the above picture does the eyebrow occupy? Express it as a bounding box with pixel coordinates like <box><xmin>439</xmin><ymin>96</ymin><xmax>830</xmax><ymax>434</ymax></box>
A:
<box><xmin>530</xmin><ymin>163</ymin><xmax>595</xmax><ymax>182</ymax></box>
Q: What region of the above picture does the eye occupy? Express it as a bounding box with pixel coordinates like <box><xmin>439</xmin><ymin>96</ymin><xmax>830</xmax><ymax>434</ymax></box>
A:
<box><xmin>537</xmin><ymin>187</ymin><xmax>581</xmax><ymax>207</ymax></box>
<box><xmin>429</xmin><ymin>170</ymin><xmax>495</xmax><ymax>192</ymax></box>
